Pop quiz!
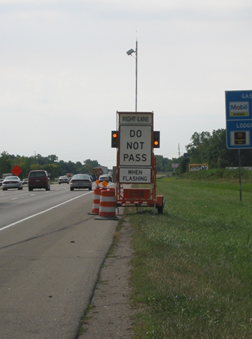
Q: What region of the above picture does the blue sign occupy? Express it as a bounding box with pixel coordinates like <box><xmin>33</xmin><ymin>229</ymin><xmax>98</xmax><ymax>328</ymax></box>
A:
<box><xmin>225</xmin><ymin>90</ymin><xmax>252</xmax><ymax>149</ymax></box>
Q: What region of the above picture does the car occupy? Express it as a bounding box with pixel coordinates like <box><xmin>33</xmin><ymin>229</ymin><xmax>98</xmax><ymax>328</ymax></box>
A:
<box><xmin>70</xmin><ymin>174</ymin><xmax>92</xmax><ymax>191</ymax></box>
<box><xmin>22</xmin><ymin>178</ymin><xmax>28</xmax><ymax>185</ymax></box>
<box><xmin>98</xmin><ymin>174</ymin><xmax>110</xmax><ymax>183</ymax></box>
<box><xmin>2</xmin><ymin>176</ymin><xmax>23</xmax><ymax>191</ymax></box>
<box><xmin>28</xmin><ymin>170</ymin><xmax>50</xmax><ymax>191</ymax></box>
<box><xmin>58</xmin><ymin>175</ymin><xmax>69</xmax><ymax>184</ymax></box>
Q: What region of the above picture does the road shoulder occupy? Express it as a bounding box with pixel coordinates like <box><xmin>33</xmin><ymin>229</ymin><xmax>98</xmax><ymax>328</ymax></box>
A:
<box><xmin>78</xmin><ymin>216</ymin><xmax>134</xmax><ymax>338</ymax></box>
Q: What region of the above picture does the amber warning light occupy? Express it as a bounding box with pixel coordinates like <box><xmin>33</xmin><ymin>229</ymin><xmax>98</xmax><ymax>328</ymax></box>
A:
<box><xmin>111</xmin><ymin>131</ymin><xmax>118</xmax><ymax>148</ymax></box>
<box><xmin>153</xmin><ymin>131</ymin><xmax>160</xmax><ymax>148</ymax></box>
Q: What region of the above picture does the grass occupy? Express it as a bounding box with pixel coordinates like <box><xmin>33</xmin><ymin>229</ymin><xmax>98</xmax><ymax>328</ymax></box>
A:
<box><xmin>128</xmin><ymin>177</ymin><xmax>252</xmax><ymax>338</ymax></box>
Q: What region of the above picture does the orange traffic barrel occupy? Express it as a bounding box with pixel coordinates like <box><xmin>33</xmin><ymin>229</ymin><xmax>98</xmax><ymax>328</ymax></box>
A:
<box><xmin>99</xmin><ymin>188</ymin><xmax>116</xmax><ymax>218</ymax></box>
<box><xmin>92</xmin><ymin>187</ymin><xmax>102</xmax><ymax>214</ymax></box>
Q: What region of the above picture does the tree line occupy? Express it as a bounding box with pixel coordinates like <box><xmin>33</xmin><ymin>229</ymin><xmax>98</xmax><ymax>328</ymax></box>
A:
<box><xmin>0</xmin><ymin>152</ymin><xmax>101</xmax><ymax>179</ymax></box>
<box><xmin>157</xmin><ymin>128</ymin><xmax>252</xmax><ymax>174</ymax></box>
<box><xmin>0</xmin><ymin>151</ymin><xmax>178</xmax><ymax>179</ymax></box>
<box><xmin>179</xmin><ymin>128</ymin><xmax>252</xmax><ymax>173</ymax></box>
<box><xmin>1</xmin><ymin>128</ymin><xmax>251</xmax><ymax>178</ymax></box>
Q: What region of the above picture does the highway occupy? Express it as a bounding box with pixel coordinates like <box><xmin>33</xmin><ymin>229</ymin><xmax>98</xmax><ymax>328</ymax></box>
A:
<box><xmin>0</xmin><ymin>182</ymin><xmax>118</xmax><ymax>339</ymax></box>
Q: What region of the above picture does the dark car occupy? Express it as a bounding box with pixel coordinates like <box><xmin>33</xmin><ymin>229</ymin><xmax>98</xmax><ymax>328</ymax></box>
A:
<box><xmin>28</xmin><ymin>170</ymin><xmax>50</xmax><ymax>191</ymax></box>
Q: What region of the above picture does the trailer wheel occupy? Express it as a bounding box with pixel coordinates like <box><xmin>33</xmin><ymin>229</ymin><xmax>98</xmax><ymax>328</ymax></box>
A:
<box><xmin>157</xmin><ymin>205</ymin><xmax>163</xmax><ymax>214</ymax></box>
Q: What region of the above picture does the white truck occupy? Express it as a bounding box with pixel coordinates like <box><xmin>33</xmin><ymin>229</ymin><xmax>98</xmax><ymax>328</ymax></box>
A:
<box><xmin>2</xmin><ymin>173</ymin><xmax>12</xmax><ymax>179</ymax></box>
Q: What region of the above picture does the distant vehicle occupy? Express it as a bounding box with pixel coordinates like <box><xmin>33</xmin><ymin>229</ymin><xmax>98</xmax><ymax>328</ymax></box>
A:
<box><xmin>58</xmin><ymin>175</ymin><xmax>69</xmax><ymax>184</ymax></box>
<box><xmin>2</xmin><ymin>176</ymin><xmax>23</xmax><ymax>191</ymax></box>
<box><xmin>66</xmin><ymin>173</ymin><xmax>73</xmax><ymax>180</ymax></box>
<box><xmin>22</xmin><ymin>178</ymin><xmax>28</xmax><ymax>185</ymax></box>
<box><xmin>28</xmin><ymin>170</ymin><xmax>50</xmax><ymax>191</ymax></box>
<box><xmin>91</xmin><ymin>167</ymin><xmax>103</xmax><ymax>181</ymax></box>
<box><xmin>70</xmin><ymin>174</ymin><xmax>92</xmax><ymax>191</ymax></box>
<box><xmin>98</xmin><ymin>174</ymin><xmax>110</xmax><ymax>183</ymax></box>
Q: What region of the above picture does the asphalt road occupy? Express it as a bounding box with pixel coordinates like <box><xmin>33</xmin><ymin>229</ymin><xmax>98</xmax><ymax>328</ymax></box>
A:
<box><xmin>0</xmin><ymin>183</ymin><xmax>118</xmax><ymax>339</ymax></box>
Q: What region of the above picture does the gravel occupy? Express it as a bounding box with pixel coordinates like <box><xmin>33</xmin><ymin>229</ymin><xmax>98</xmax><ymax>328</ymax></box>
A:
<box><xmin>78</xmin><ymin>217</ymin><xmax>134</xmax><ymax>339</ymax></box>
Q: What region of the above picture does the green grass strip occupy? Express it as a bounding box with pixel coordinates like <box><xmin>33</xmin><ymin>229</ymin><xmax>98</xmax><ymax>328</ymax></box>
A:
<box><xmin>129</xmin><ymin>177</ymin><xmax>252</xmax><ymax>339</ymax></box>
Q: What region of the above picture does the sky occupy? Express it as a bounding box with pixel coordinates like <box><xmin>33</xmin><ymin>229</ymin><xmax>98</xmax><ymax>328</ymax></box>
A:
<box><xmin>1</xmin><ymin>0</ymin><xmax>252</xmax><ymax>168</ymax></box>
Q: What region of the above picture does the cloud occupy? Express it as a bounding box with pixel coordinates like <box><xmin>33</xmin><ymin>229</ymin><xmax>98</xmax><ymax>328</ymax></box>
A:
<box><xmin>1</xmin><ymin>0</ymin><xmax>252</xmax><ymax>21</ymax></box>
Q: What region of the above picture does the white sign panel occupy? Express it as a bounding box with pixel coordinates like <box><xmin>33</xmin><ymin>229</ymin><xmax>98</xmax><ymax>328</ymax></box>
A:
<box><xmin>119</xmin><ymin>125</ymin><xmax>152</xmax><ymax>166</ymax></box>
<box><xmin>119</xmin><ymin>168</ymin><xmax>151</xmax><ymax>183</ymax></box>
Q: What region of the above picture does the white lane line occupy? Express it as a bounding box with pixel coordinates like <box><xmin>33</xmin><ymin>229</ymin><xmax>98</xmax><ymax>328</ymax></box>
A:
<box><xmin>0</xmin><ymin>191</ymin><xmax>93</xmax><ymax>232</ymax></box>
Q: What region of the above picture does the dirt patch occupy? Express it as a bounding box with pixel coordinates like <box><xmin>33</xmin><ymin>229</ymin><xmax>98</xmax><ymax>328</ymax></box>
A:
<box><xmin>78</xmin><ymin>217</ymin><xmax>134</xmax><ymax>338</ymax></box>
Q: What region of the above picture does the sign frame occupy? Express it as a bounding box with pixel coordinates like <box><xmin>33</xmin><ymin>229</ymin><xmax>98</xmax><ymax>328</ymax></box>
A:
<box><xmin>117</xmin><ymin>112</ymin><xmax>153</xmax><ymax>184</ymax></box>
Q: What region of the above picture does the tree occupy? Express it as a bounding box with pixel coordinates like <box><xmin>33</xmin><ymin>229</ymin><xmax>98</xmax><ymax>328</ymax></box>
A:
<box><xmin>0</xmin><ymin>151</ymin><xmax>12</xmax><ymax>175</ymax></box>
<box><xmin>185</xmin><ymin>128</ymin><xmax>252</xmax><ymax>169</ymax></box>
<box><xmin>44</xmin><ymin>164</ymin><xmax>60</xmax><ymax>179</ymax></box>
<box><xmin>13</xmin><ymin>156</ymin><xmax>32</xmax><ymax>178</ymax></box>
<box><xmin>155</xmin><ymin>155</ymin><xmax>173</xmax><ymax>172</ymax></box>
<box><xmin>82</xmin><ymin>159</ymin><xmax>99</xmax><ymax>174</ymax></box>
<box><xmin>48</xmin><ymin>155</ymin><xmax>58</xmax><ymax>163</ymax></box>
<box><xmin>180</xmin><ymin>157</ymin><xmax>190</xmax><ymax>174</ymax></box>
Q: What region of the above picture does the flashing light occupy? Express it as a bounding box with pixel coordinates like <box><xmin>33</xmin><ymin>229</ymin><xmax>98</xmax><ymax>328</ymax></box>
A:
<box><xmin>111</xmin><ymin>130</ymin><xmax>118</xmax><ymax>148</ymax></box>
<box><xmin>102</xmin><ymin>181</ymin><xmax>108</xmax><ymax>187</ymax></box>
<box><xmin>153</xmin><ymin>131</ymin><xmax>160</xmax><ymax>148</ymax></box>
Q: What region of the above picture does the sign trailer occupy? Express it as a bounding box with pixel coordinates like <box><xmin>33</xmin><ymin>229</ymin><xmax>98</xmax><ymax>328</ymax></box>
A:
<box><xmin>111</xmin><ymin>111</ymin><xmax>164</xmax><ymax>214</ymax></box>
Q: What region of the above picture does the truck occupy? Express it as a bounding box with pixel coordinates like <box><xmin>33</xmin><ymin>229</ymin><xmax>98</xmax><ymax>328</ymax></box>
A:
<box><xmin>2</xmin><ymin>173</ymin><xmax>12</xmax><ymax>179</ymax></box>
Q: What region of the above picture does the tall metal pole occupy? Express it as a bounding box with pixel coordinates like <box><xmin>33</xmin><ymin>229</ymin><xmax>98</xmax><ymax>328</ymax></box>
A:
<box><xmin>135</xmin><ymin>40</ymin><xmax>138</xmax><ymax>112</ymax></box>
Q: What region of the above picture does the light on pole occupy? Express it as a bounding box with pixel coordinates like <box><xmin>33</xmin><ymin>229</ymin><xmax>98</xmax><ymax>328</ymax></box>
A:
<box><xmin>126</xmin><ymin>40</ymin><xmax>138</xmax><ymax>112</ymax></box>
